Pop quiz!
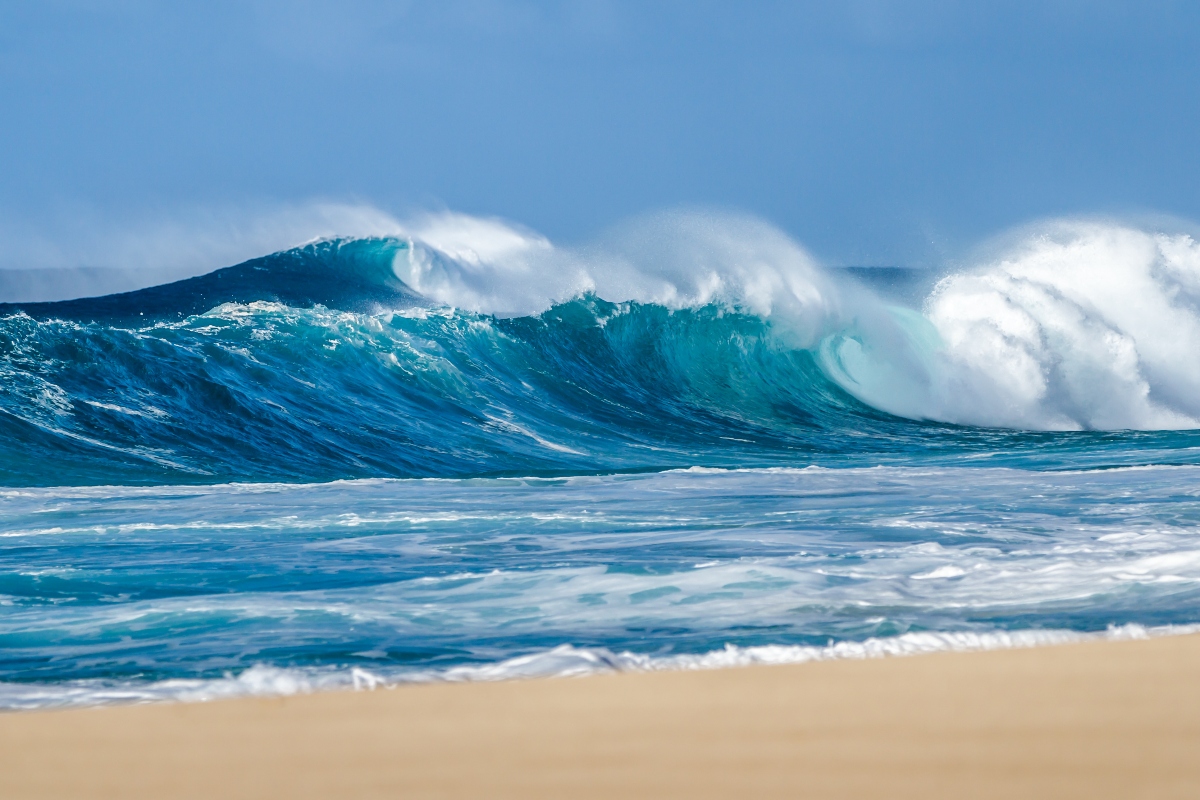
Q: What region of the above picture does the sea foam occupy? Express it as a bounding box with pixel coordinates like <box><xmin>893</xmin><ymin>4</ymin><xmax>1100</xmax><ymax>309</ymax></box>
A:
<box><xmin>920</xmin><ymin>222</ymin><xmax>1200</xmax><ymax>430</ymax></box>
<box><xmin>0</xmin><ymin>623</ymin><xmax>1189</xmax><ymax>711</ymax></box>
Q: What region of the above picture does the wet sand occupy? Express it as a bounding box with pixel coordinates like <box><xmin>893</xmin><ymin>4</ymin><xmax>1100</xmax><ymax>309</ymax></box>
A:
<box><xmin>2</xmin><ymin>633</ymin><xmax>1199</xmax><ymax>799</ymax></box>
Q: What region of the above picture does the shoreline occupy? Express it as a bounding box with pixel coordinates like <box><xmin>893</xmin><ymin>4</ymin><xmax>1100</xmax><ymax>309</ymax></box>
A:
<box><xmin>3</xmin><ymin>633</ymin><xmax>1199</xmax><ymax>798</ymax></box>
<box><xmin>1</xmin><ymin>621</ymin><xmax>1194</xmax><ymax>712</ymax></box>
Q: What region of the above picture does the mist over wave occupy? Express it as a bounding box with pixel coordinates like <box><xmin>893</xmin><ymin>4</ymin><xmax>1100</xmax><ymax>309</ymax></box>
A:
<box><xmin>2</xmin><ymin>209</ymin><xmax>1200</xmax><ymax>486</ymax></box>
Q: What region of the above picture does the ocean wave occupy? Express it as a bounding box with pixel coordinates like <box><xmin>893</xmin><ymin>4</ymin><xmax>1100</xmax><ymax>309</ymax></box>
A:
<box><xmin>3</xmin><ymin>212</ymin><xmax>1200</xmax><ymax>486</ymax></box>
<box><xmin>0</xmin><ymin>292</ymin><xmax>894</xmax><ymax>486</ymax></box>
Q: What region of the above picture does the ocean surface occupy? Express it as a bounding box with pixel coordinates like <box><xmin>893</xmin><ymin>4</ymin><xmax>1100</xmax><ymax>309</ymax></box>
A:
<box><xmin>4</xmin><ymin>212</ymin><xmax>1200</xmax><ymax>708</ymax></box>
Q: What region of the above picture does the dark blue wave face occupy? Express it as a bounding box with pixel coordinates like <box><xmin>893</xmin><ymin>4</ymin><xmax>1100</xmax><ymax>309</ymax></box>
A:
<box><xmin>2</xmin><ymin>238</ymin><xmax>1199</xmax><ymax>487</ymax></box>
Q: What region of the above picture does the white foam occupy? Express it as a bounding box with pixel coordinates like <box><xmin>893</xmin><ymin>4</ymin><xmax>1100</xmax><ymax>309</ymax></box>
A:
<box><xmin>2</xmin><ymin>623</ymin><xmax>1191</xmax><ymax>711</ymax></box>
<box><xmin>925</xmin><ymin>222</ymin><xmax>1200</xmax><ymax>429</ymax></box>
<box><xmin>822</xmin><ymin>219</ymin><xmax>1200</xmax><ymax>430</ymax></box>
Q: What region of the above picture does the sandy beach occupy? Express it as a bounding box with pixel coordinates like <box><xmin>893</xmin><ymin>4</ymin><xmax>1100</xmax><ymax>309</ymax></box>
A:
<box><xmin>1</xmin><ymin>633</ymin><xmax>1198</xmax><ymax>799</ymax></box>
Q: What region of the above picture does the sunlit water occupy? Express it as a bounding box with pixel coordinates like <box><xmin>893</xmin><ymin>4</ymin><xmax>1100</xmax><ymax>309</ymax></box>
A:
<box><xmin>4</xmin><ymin>214</ymin><xmax>1200</xmax><ymax>707</ymax></box>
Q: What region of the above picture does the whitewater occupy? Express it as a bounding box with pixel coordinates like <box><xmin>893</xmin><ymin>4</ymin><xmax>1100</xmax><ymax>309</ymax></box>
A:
<box><xmin>4</xmin><ymin>210</ymin><xmax>1200</xmax><ymax>708</ymax></box>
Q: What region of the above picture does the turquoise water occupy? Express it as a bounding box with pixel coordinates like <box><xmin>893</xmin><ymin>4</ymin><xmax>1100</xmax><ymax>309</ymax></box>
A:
<box><xmin>5</xmin><ymin>220</ymin><xmax>1200</xmax><ymax>707</ymax></box>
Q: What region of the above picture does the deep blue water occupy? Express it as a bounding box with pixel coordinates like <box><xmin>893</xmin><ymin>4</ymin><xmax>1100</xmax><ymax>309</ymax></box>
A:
<box><xmin>3</xmin><ymin>232</ymin><xmax>1200</xmax><ymax>707</ymax></box>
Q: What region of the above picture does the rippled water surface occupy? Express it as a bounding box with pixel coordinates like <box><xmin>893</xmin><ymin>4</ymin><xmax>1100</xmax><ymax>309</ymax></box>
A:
<box><xmin>4</xmin><ymin>465</ymin><xmax>1200</xmax><ymax>707</ymax></box>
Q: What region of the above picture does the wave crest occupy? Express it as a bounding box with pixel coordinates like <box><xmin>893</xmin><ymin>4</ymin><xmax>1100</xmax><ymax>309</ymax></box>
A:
<box><xmin>399</xmin><ymin>210</ymin><xmax>844</xmax><ymax>347</ymax></box>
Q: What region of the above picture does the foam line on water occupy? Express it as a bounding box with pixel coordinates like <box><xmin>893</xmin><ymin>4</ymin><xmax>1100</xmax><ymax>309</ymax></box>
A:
<box><xmin>0</xmin><ymin>623</ymin><xmax>1193</xmax><ymax>711</ymax></box>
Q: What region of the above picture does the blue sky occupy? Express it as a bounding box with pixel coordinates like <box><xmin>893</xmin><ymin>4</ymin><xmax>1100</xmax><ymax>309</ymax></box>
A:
<box><xmin>2</xmin><ymin>1</ymin><xmax>1199</xmax><ymax>270</ymax></box>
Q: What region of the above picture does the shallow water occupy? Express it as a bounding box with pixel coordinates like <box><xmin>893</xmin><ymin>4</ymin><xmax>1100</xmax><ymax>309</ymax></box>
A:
<box><xmin>3</xmin><ymin>465</ymin><xmax>1200</xmax><ymax>707</ymax></box>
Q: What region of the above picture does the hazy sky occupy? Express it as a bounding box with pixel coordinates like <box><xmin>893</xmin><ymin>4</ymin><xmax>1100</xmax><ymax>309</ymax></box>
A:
<box><xmin>2</xmin><ymin>1</ymin><xmax>1199</xmax><ymax>269</ymax></box>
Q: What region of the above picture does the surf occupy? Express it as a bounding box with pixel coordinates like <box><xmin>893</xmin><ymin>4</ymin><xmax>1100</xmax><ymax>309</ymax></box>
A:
<box><xmin>3</xmin><ymin>211</ymin><xmax>1200</xmax><ymax>488</ymax></box>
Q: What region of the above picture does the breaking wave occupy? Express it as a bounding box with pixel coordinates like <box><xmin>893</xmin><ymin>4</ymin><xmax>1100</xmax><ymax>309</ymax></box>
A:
<box><xmin>3</xmin><ymin>211</ymin><xmax>1200</xmax><ymax>486</ymax></box>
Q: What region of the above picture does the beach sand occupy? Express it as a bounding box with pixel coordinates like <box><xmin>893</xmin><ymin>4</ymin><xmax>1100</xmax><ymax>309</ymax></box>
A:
<box><xmin>2</xmin><ymin>633</ymin><xmax>1199</xmax><ymax>799</ymax></box>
